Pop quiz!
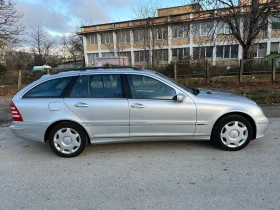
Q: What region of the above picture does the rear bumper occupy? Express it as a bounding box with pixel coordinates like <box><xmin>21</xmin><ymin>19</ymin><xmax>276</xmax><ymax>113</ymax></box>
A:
<box><xmin>10</xmin><ymin>122</ymin><xmax>46</xmax><ymax>143</ymax></box>
<box><xmin>254</xmin><ymin>116</ymin><xmax>269</xmax><ymax>139</ymax></box>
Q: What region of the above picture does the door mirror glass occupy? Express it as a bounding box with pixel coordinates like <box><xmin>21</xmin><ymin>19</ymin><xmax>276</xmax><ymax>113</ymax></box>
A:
<box><xmin>177</xmin><ymin>93</ymin><xmax>186</xmax><ymax>102</ymax></box>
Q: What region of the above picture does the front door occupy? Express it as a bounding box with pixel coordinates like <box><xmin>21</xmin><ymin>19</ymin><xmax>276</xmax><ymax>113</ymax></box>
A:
<box><xmin>126</xmin><ymin>74</ymin><xmax>196</xmax><ymax>137</ymax></box>
<box><xmin>64</xmin><ymin>74</ymin><xmax>129</xmax><ymax>138</ymax></box>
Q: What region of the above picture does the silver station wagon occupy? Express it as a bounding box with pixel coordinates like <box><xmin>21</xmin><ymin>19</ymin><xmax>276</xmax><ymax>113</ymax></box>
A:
<box><xmin>10</xmin><ymin>67</ymin><xmax>269</xmax><ymax>157</ymax></box>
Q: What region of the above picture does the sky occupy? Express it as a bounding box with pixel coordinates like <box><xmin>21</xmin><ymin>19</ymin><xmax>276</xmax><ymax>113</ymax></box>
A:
<box><xmin>15</xmin><ymin>0</ymin><xmax>187</xmax><ymax>38</ymax></box>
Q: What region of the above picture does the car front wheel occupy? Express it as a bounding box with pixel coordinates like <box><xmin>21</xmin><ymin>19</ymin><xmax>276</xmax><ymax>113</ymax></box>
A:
<box><xmin>212</xmin><ymin>115</ymin><xmax>253</xmax><ymax>151</ymax></box>
<box><xmin>48</xmin><ymin>122</ymin><xmax>87</xmax><ymax>157</ymax></box>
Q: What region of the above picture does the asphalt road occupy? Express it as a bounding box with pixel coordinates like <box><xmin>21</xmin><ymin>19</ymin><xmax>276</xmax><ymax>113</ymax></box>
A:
<box><xmin>0</xmin><ymin>119</ymin><xmax>280</xmax><ymax>210</ymax></box>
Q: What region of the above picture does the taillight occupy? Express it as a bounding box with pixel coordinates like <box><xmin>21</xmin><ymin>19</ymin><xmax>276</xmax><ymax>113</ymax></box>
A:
<box><xmin>10</xmin><ymin>102</ymin><xmax>23</xmax><ymax>122</ymax></box>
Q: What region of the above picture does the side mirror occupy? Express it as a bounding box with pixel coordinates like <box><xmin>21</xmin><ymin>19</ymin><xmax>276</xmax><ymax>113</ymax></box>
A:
<box><xmin>177</xmin><ymin>93</ymin><xmax>186</xmax><ymax>102</ymax></box>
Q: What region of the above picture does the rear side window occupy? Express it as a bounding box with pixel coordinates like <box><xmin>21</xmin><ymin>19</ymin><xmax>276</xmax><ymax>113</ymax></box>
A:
<box><xmin>89</xmin><ymin>74</ymin><xmax>124</xmax><ymax>98</ymax></box>
<box><xmin>24</xmin><ymin>77</ymin><xmax>74</xmax><ymax>98</ymax></box>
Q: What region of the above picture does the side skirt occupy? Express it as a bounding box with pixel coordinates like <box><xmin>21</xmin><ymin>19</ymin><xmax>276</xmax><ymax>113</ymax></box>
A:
<box><xmin>90</xmin><ymin>135</ymin><xmax>210</xmax><ymax>144</ymax></box>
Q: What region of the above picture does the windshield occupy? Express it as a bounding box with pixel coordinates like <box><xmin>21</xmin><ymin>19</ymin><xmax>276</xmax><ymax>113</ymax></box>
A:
<box><xmin>156</xmin><ymin>73</ymin><xmax>196</xmax><ymax>95</ymax></box>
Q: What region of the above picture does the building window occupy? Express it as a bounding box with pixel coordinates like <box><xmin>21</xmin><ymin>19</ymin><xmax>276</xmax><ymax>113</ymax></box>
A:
<box><xmin>272</xmin><ymin>15</ymin><xmax>280</xmax><ymax>30</ymax></box>
<box><xmin>172</xmin><ymin>48</ymin><xmax>190</xmax><ymax>61</ymax></box>
<box><xmin>216</xmin><ymin>45</ymin><xmax>238</xmax><ymax>59</ymax></box>
<box><xmin>87</xmin><ymin>53</ymin><xmax>99</xmax><ymax>65</ymax></box>
<box><xmin>153</xmin><ymin>27</ymin><xmax>168</xmax><ymax>40</ymax></box>
<box><xmin>101</xmin><ymin>32</ymin><xmax>113</xmax><ymax>44</ymax></box>
<box><xmin>134</xmin><ymin>51</ymin><xmax>149</xmax><ymax>62</ymax></box>
<box><xmin>217</xmin><ymin>22</ymin><xmax>231</xmax><ymax>35</ymax></box>
<box><xmin>153</xmin><ymin>49</ymin><xmax>168</xmax><ymax>62</ymax></box>
<box><xmin>193</xmin><ymin>46</ymin><xmax>213</xmax><ymax>59</ymax></box>
<box><xmin>101</xmin><ymin>52</ymin><xmax>115</xmax><ymax>58</ymax></box>
<box><xmin>172</xmin><ymin>24</ymin><xmax>189</xmax><ymax>38</ymax></box>
<box><xmin>133</xmin><ymin>29</ymin><xmax>149</xmax><ymax>42</ymax></box>
<box><xmin>86</xmin><ymin>34</ymin><xmax>98</xmax><ymax>45</ymax></box>
<box><xmin>194</xmin><ymin>22</ymin><xmax>214</xmax><ymax>36</ymax></box>
<box><xmin>117</xmin><ymin>51</ymin><xmax>131</xmax><ymax>63</ymax></box>
<box><xmin>117</xmin><ymin>30</ymin><xmax>130</xmax><ymax>43</ymax></box>
<box><xmin>271</xmin><ymin>42</ymin><xmax>279</xmax><ymax>54</ymax></box>
<box><xmin>254</xmin><ymin>43</ymin><xmax>267</xmax><ymax>58</ymax></box>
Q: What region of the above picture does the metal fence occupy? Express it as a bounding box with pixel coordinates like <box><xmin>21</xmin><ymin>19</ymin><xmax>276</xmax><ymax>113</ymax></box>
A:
<box><xmin>164</xmin><ymin>58</ymin><xmax>279</xmax><ymax>84</ymax></box>
<box><xmin>1</xmin><ymin>58</ymin><xmax>279</xmax><ymax>90</ymax></box>
<box><xmin>243</xmin><ymin>59</ymin><xmax>270</xmax><ymax>74</ymax></box>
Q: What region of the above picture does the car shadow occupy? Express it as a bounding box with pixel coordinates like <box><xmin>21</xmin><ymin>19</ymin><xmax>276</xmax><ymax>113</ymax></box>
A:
<box><xmin>84</xmin><ymin>140</ymin><xmax>216</xmax><ymax>155</ymax></box>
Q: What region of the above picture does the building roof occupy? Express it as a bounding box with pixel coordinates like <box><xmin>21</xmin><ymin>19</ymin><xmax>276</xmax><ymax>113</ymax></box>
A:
<box><xmin>157</xmin><ymin>3</ymin><xmax>203</xmax><ymax>17</ymax></box>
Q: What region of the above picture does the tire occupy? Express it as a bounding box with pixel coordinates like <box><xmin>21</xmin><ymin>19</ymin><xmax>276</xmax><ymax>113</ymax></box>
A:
<box><xmin>48</xmin><ymin>122</ymin><xmax>87</xmax><ymax>157</ymax></box>
<box><xmin>212</xmin><ymin>115</ymin><xmax>253</xmax><ymax>151</ymax></box>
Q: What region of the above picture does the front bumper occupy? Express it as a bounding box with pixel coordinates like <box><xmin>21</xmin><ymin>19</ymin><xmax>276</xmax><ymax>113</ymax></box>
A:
<box><xmin>254</xmin><ymin>116</ymin><xmax>269</xmax><ymax>139</ymax></box>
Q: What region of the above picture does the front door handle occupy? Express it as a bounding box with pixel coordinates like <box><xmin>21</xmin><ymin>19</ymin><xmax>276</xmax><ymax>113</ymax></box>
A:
<box><xmin>74</xmin><ymin>102</ymin><xmax>88</xmax><ymax>108</ymax></box>
<box><xmin>130</xmin><ymin>103</ymin><xmax>145</xmax><ymax>108</ymax></box>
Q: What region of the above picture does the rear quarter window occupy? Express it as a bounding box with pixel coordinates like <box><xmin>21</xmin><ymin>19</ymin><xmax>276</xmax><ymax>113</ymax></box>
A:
<box><xmin>23</xmin><ymin>76</ymin><xmax>75</xmax><ymax>98</ymax></box>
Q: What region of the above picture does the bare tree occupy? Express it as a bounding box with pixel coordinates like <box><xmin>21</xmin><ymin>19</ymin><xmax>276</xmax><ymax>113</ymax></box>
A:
<box><xmin>192</xmin><ymin>0</ymin><xmax>280</xmax><ymax>59</ymax></box>
<box><xmin>61</xmin><ymin>22</ymin><xmax>86</xmax><ymax>65</ymax></box>
<box><xmin>28</xmin><ymin>26</ymin><xmax>55</xmax><ymax>65</ymax></box>
<box><xmin>0</xmin><ymin>0</ymin><xmax>24</xmax><ymax>47</ymax></box>
<box><xmin>131</xmin><ymin>0</ymin><xmax>163</xmax><ymax>19</ymax></box>
<box><xmin>131</xmin><ymin>0</ymin><xmax>166</xmax><ymax>67</ymax></box>
<box><xmin>61</xmin><ymin>34</ymin><xmax>83</xmax><ymax>62</ymax></box>
<box><xmin>5</xmin><ymin>46</ymin><xmax>33</xmax><ymax>71</ymax></box>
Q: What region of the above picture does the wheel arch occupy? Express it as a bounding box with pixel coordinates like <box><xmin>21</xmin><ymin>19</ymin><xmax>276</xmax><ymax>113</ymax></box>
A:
<box><xmin>211</xmin><ymin>112</ymin><xmax>257</xmax><ymax>140</ymax></box>
<box><xmin>44</xmin><ymin>120</ymin><xmax>91</xmax><ymax>143</ymax></box>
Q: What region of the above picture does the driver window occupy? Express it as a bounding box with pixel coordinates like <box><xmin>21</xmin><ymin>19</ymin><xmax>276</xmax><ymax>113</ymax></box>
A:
<box><xmin>127</xmin><ymin>74</ymin><xmax>176</xmax><ymax>100</ymax></box>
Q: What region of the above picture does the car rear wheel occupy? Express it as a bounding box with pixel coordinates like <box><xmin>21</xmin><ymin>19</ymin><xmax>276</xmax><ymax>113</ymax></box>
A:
<box><xmin>212</xmin><ymin>115</ymin><xmax>253</xmax><ymax>151</ymax></box>
<box><xmin>48</xmin><ymin>122</ymin><xmax>87</xmax><ymax>157</ymax></box>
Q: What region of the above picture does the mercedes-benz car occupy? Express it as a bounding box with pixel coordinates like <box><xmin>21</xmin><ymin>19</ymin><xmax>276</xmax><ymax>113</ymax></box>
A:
<box><xmin>10</xmin><ymin>67</ymin><xmax>269</xmax><ymax>157</ymax></box>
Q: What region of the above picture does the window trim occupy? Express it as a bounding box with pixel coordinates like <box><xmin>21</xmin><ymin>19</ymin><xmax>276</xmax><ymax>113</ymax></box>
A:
<box><xmin>172</xmin><ymin>48</ymin><xmax>190</xmax><ymax>61</ymax></box>
<box><xmin>153</xmin><ymin>27</ymin><xmax>168</xmax><ymax>40</ymax></box>
<box><xmin>153</xmin><ymin>49</ymin><xmax>168</xmax><ymax>62</ymax></box>
<box><xmin>254</xmin><ymin>43</ymin><xmax>267</xmax><ymax>58</ymax></box>
<box><xmin>87</xmin><ymin>34</ymin><xmax>98</xmax><ymax>45</ymax></box>
<box><xmin>134</xmin><ymin>50</ymin><xmax>148</xmax><ymax>62</ymax></box>
<box><xmin>133</xmin><ymin>29</ymin><xmax>149</xmax><ymax>42</ymax></box>
<box><xmin>172</xmin><ymin>24</ymin><xmax>189</xmax><ymax>38</ymax></box>
<box><xmin>216</xmin><ymin>45</ymin><xmax>239</xmax><ymax>59</ymax></box>
<box><xmin>217</xmin><ymin>21</ymin><xmax>232</xmax><ymax>35</ymax></box>
<box><xmin>194</xmin><ymin>21</ymin><xmax>214</xmax><ymax>37</ymax></box>
<box><xmin>101</xmin><ymin>32</ymin><xmax>113</xmax><ymax>44</ymax></box>
<box><xmin>101</xmin><ymin>52</ymin><xmax>115</xmax><ymax>58</ymax></box>
<box><xmin>117</xmin><ymin>30</ymin><xmax>130</xmax><ymax>43</ymax></box>
<box><xmin>272</xmin><ymin>14</ymin><xmax>280</xmax><ymax>30</ymax></box>
<box><xmin>193</xmin><ymin>46</ymin><xmax>213</xmax><ymax>59</ymax></box>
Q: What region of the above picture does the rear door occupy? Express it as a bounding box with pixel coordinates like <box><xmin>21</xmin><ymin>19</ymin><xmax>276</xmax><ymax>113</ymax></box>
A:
<box><xmin>64</xmin><ymin>74</ymin><xmax>129</xmax><ymax>138</ymax></box>
<box><xmin>126</xmin><ymin>74</ymin><xmax>196</xmax><ymax>137</ymax></box>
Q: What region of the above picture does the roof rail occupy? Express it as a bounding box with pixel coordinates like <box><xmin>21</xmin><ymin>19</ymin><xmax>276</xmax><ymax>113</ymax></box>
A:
<box><xmin>51</xmin><ymin>66</ymin><xmax>142</xmax><ymax>74</ymax></box>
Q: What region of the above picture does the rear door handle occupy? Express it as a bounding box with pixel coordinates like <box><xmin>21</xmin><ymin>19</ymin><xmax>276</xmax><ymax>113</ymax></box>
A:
<box><xmin>74</xmin><ymin>102</ymin><xmax>88</xmax><ymax>108</ymax></box>
<box><xmin>130</xmin><ymin>103</ymin><xmax>145</xmax><ymax>108</ymax></box>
